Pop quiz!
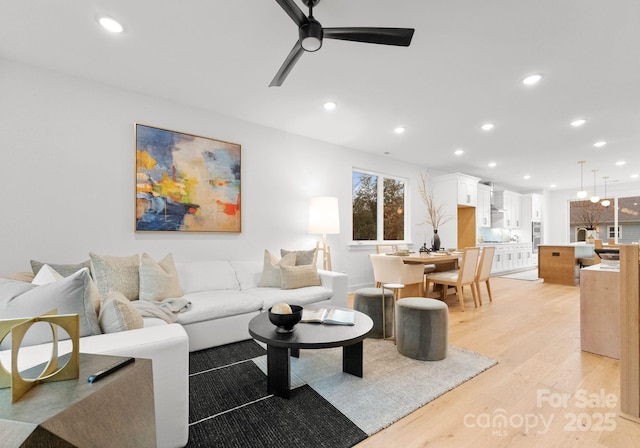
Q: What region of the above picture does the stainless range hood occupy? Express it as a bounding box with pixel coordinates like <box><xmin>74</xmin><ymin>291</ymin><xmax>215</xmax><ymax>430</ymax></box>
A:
<box><xmin>484</xmin><ymin>181</ymin><xmax>506</xmax><ymax>213</ymax></box>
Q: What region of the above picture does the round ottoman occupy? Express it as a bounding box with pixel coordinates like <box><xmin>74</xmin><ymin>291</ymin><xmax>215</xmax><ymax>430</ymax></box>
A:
<box><xmin>353</xmin><ymin>287</ymin><xmax>394</xmax><ymax>339</ymax></box>
<box><xmin>396</xmin><ymin>297</ymin><xmax>448</xmax><ymax>360</ymax></box>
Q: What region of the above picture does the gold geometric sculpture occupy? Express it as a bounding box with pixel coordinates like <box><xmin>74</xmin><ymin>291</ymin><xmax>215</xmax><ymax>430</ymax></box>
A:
<box><xmin>0</xmin><ymin>309</ymin><xmax>79</xmax><ymax>402</ymax></box>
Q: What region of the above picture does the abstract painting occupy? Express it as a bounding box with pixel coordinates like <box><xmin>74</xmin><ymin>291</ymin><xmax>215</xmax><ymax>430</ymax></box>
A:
<box><xmin>135</xmin><ymin>124</ymin><xmax>241</xmax><ymax>232</ymax></box>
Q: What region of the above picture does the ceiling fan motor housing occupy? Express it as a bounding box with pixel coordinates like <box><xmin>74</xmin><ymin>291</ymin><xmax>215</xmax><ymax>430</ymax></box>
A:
<box><xmin>300</xmin><ymin>17</ymin><xmax>323</xmax><ymax>52</ymax></box>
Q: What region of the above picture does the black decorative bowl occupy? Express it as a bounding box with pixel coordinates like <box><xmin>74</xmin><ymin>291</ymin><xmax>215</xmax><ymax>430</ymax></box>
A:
<box><xmin>268</xmin><ymin>305</ymin><xmax>303</xmax><ymax>333</ymax></box>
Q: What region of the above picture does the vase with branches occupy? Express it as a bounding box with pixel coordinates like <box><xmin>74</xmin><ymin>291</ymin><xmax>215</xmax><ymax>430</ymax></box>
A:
<box><xmin>418</xmin><ymin>171</ymin><xmax>452</xmax><ymax>251</ymax></box>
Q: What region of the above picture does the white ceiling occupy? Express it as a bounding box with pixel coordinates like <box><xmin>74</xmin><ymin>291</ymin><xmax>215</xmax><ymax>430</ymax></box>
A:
<box><xmin>2</xmin><ymin>0</ymin><xmax>639</xmax><ymax>192</ymax></box>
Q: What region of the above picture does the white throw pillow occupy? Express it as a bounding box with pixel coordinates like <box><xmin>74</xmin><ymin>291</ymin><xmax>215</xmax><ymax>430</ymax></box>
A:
<box><xmin>0</xmin><ymin>268</ymin><xmax>102</xmax><ymax>349</ymax></box>
<box><xmin>139</xmin><ymin>253</ymin><xmax>183</xmax><ymax>301</ymax></box>
<box><xmin>99</xmin><ymin>291</ymin><xmax>144</xmax><ymax>333</ymax></box>
<box><xmin>257</xmin><ymin>250</ymin><xmax>296</xmax><ymax>287</ymax></box>
<box><xmin>31</xmin><ymin>264</ymin><xmax>64</xmax><ymax>285</ymax></box>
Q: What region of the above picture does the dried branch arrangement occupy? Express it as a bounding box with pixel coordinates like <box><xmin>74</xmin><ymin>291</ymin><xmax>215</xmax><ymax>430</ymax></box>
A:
<box><xmin>418</xmin><ymin>171</ymin><xmax>452</xmax><ymax>230</ymax></box>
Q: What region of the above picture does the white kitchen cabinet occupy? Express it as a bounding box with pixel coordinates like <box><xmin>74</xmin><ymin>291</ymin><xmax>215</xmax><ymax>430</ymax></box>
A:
<box><xmin>511</xmin><ymin>193</ymin><xmax>521</xmax><ymax>228</ymax></box>
<box><xmin>493</xmin><ymin>190</ymin><xmax>522</xmax><ymax>229</ymax></box>
<box><xmin>484</xmin><ymin>242</ymin><xmax>533</xmax><ymax>273</ymax></box>
<box><xmin>531</xmin><ymin>193</ymin><xmax>542</xmax><ymax>223</ymax></box>
<box><xmin>457</xmin><ymin>177</ymin><xmax>478</xmax><ymax>207</ymax></box>
<box><xmin>476</xmin><ymin>183</ymin><xmax>491</xmax><ymax>228</ymax></box>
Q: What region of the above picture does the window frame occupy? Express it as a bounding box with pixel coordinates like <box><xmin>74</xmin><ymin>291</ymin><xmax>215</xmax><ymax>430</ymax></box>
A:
<box><xmin>351</xmin><ymin>168</ymin><xmax>410</xmax><ymax>244</ymax></box>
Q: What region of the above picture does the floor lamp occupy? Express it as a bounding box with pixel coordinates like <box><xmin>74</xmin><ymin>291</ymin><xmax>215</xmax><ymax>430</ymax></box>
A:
<box><xmin>308</xmin><ymin>197</ymin><xmax>340</xmax><ymax>271</ymax></box>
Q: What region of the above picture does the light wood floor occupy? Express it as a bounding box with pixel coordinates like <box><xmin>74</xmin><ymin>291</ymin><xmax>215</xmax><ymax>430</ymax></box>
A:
<box><xmin>349</xmin><ymin>275</ymin><xmax>640</xmax><ymax>448</ymax></box>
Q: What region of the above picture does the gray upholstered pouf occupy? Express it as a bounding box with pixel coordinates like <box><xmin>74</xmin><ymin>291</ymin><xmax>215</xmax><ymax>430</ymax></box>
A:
<box><xmin>353</xmin><ymin>287</ymin><xmax>394</xmax><ymax>339</ymax></box>
<box><xmin>396</xmin><ymin>297</ymin><xmax>448</xmax><ymax>360</ymax></box>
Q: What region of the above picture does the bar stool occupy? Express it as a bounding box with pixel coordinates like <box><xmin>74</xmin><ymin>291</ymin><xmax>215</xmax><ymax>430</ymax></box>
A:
<box><xmin>382</xmin><ymin>283</ymin><xmax>404</xmax><ymax>342</ymax></box>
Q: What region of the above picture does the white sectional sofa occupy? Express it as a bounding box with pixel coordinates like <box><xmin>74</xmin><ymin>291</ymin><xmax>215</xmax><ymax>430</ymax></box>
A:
<box><xmin>0</xmin><ymin>257</ymin><xmax>348</xmax><ymax>448</ymax></box>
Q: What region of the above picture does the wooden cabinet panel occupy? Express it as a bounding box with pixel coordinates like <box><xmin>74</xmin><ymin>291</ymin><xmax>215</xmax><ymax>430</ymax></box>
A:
<box><xmin>538</xmin><ymin>245</ymin><xmax>578</xmax><ymax>285</ymax></box>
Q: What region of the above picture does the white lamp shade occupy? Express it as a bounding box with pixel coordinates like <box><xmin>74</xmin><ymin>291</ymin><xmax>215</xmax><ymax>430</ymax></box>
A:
<box><xmin>308</xmin><ymin>197</ymin><xmax>340</xmax><ymax>235</ymax></box>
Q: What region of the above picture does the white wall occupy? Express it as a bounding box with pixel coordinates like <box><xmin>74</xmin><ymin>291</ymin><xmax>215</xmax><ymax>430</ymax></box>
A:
<box><xmin>0</xmin><ymin>59</ymin><xmax>438</xmax><ymax>290</ymax></box>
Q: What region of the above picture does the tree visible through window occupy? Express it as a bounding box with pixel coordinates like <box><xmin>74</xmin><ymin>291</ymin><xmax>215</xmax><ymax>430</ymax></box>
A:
<box><xmin>352</xmin><ymin>170</ymin><xmax>406</xmax><ymax>241</ymax></box>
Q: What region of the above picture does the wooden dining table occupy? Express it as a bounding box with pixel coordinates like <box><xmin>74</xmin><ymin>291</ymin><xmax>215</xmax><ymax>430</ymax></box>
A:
<box><xmin>398</xmin><ymin>252</ymin><xmax>462</xmax><ymax>271</ymax></box>
<box><xmin>383</xmin><ymin>251</ymin><xmax>462</xmax><ymax>297</ymax></box>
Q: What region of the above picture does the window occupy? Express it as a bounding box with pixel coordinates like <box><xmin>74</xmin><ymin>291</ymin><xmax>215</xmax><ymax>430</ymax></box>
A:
<box><xmin>569</xmin><ymin>195</ymin><xmax>640</xmax><ymax>243</ymax></box>
<box><xmin>352</xmin><ymin>169</ymin><xmax>407</xmax><ymax>242</ymax></box>
<box><xmin>608</xmin><ymin>226</ymin><xmax>621</xmax><ymax>239</ymax></box>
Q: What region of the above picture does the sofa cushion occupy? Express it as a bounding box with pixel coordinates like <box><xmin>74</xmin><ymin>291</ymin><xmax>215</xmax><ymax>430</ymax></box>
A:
<box><xmin>90</xmin><ymin>252</ymin><xmax>140</xmax><ymax>301</ymax></box>
<box><xmin>139</xmin><ymin>253</ymin><xmax>183</xmax><ymax>301</ymax></box>
<box><xmin>280</xmin><ymin>265</ymin><xmax>322</xmax><ymax>289</ymax></box>
<box><xmin>0</xmin><ymin>268</ymin><xmax>102</xmax><ymax>349</ymax></box>
<box><xmin>280</xmin><ymin>248</ymin><xmax>316</xmax><ymax>265</ymax></box>
<box><xmin>30</xmin><ymin>259</ymin><xmax>91</xmax><ymax>277</ymax></box>
<box><xmin>99</xmin><ymin>291</ymin><xmax>144</xmax><ymax>334</ymax></box>
<box><xmin>175</xmin><ymin>261</ymin><xmax>240</xmax><ymax>294</ymax></box>
<box><xmin>176</xmin><ymin>290</ymin><xmax>263</xmax><ymax>325</ymax></box>
<box><xmin>229</xmin><ymin>261</ymin><xmax>263</xmax><ymax>290</ymax></box>
<box><xmin>245</xmin><ymin>286</ymin><xmax>333</xmax><ymax>309</ymax></box>
<box><xmin>257</xmin><ymin>250</ymin><xmax>296</xmax><ymax>287</ymax></box>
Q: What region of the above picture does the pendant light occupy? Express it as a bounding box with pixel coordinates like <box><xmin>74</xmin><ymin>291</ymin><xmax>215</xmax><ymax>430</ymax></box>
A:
<box><xmin>590</xmin><ymin>169</ymin><xmax>600</xmax><ymax>203</ymax></box>
<box><xmin>577</xmin><ymin>161</ymin><xmax>588</xmax><ymax>198</ymax></box>
<box><xmin>601</xmin><ymin>176</ymin><xmax>610</xmax><ymax>207</ymax></box>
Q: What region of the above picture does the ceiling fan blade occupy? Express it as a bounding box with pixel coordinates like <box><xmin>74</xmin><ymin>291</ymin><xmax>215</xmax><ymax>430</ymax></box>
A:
<box><xmin>269</xmin><ymin>41</ymin><xmax>305</xmax><ymax>87</ymax></box>
<box><xmin>324</xmin><ymin>27</ymin><xmax>415</xmax><ymax>46</ymax></box>
<box><xmin>274</xmin><ymin>0</ymin><xmax>309</xmax><ymax>27</ymax></box>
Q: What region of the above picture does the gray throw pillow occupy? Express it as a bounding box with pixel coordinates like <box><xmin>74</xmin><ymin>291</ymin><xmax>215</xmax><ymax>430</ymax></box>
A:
<box><xmin>30</xmin><ymin>259</ymin><xmax>91</xmax><ymax>277</ymax></box>
<box><xmin>0</xmin><ymin>268</ymin><xmax>102</xmax><ymax>349</ymax></box>
<box><xmin>280</xmin><ymin>248</ymin><xmax>317</xmax><ymax>266</ymax></box>
<box><xmin>90</xmin><ymin>252</ymin><xmax>140</xmax><ymax>301</ymax></box>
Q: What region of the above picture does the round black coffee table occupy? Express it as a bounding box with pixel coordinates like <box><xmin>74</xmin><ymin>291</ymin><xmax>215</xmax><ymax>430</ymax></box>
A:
<box><xmin>248</xmin><ymin>307</ymin><xmax>373</xmax><ymax>398</ymax></box>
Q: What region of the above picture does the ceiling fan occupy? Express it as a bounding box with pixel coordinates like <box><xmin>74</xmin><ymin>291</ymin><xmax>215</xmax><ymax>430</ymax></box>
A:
<box><xmin>270</xmin><ymin>0</ymin><xmax>415</xmax><ymax>87</ymax></box>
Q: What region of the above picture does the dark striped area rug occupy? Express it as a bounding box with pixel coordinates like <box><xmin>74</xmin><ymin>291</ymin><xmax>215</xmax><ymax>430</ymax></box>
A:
<box><xmin>186</xmin><ymin>340</ymin><xmax>367</xmax><ymax>448</ymax></box>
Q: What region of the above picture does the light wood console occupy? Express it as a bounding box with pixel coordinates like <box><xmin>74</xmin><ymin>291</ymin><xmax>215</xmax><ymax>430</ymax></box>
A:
<box><xmin>620</xmin><ymin>245</ymin><xmax>640</xmax><ymax>422</ymax></box>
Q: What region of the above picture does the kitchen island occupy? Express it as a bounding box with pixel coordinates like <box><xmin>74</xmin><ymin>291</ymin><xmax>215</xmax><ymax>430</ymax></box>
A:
<box><xmin>538</xmin><ymin>243</ymin><xmax>594</xmax><ymax>285</ymax></box>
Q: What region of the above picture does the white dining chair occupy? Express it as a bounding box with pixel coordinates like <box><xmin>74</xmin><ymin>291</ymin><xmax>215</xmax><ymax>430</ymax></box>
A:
<box><xmin>376</xmin><ymin>244</ymin><xmax>395</xmax><ymax>254</ymax></box>
<box><xmin>424</xmin><ymin>247</ymin><xmax>480</xmax><ymax>311</ymax></box>
<box><xmin>474</xmin><ymin>246</ymin><xmax>495</xmax><ymax>305</ymax></box>
<box><xmin>369</xmin><ymin>254</ymin><xmax>425</xmax><ymax>297</ymax></box>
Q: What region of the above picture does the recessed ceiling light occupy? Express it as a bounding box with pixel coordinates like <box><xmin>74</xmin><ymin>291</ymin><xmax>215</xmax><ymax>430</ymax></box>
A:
<box><xmin>394</xmin><ymin>126</ymin><xmax>406</xmax><ymax>134</ymax></box>
<box><xmin>523</xmin><ymin>175</ymin><xmax>531</xmax><ymax>180</ymax></box>
<box><xmin>593</xmin><ymin>141</ymin><xmax>607</xmax><ymax>148</ymax></box>
<box><xmin>616</xmin><ymin>161</ymin><xmax>626</xmax><ymax>166</ymax></box>
<box><xmin>571</xmin><ymin>118</ymin><xmax>587</xmax><ymax>127</ymax></box>
<box><xmin>323</xmin><ymin>101</ymin><xmax>337</xmax><ymax>111</ymax></box>
<box><xmin>550</xmin><ymin>184</ymin><xmax>557</xmax><ymax>188</ymax></box>
<box><xmin>522</xmin><ymin>74</ymin><xmax>543</xmax><ymax>86</ymax></box>
<box><xmin>454</xmin><ymin>149</ymin><xmax>464</xmax><ymax>156</ymax></box>
<box><xmin>98</xmin><ymin>16</ymin><xmax>124</xmax><ymax>33</ymax></box>
<box><xmin>481</xmin><ymin>123</ymin><xmax>495</xmax><ymax>131</ymax></box>
<box><xmin>488</xmin><ymin>162</ymin><xmax>497</xmax><ymax>168</ymax></box>
<box><xmin>631</xmin><ymin>174</ymin><xmax>639</xmax><ymax>179</ymax></box>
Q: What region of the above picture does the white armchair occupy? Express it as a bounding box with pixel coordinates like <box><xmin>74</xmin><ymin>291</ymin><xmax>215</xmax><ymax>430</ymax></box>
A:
<box><xmin>369</xmin><ymin>254</ymin><xmax>425</xmax><ymax>297</ymax></box>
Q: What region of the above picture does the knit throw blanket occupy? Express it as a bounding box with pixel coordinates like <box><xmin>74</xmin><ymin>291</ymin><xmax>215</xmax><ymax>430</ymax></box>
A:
<box><xmin>132</xmin><ymin>298</ymin><xmax>191</xmax><ymax>323</ymax></box>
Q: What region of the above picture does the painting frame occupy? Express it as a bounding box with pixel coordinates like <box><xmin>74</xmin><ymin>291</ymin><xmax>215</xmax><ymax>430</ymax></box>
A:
<box><xmin>135</xmin><ymin>123</ymin><xmax>241</xmax><ymax>233</ymax></box>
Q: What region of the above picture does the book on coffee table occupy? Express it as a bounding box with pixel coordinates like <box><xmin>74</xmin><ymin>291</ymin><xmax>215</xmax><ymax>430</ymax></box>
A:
<box><xmin>301</xmin><ymin>308</ymin><xmax>355</xmax><ymax>326</ymax></box>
